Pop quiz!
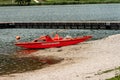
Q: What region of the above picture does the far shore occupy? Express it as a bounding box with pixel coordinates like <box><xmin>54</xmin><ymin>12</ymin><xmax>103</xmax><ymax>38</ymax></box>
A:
<box><xmin>0</xmin><ymin>1</ymin><xmax>120</xmax><ymax>6</ymax></box>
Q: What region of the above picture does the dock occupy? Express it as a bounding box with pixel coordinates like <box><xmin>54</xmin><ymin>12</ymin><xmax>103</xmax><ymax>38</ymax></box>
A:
<box><xmin>0</xmin><ymin>21</ymin><xmax>120</xmax><ymax>30</ymax></box>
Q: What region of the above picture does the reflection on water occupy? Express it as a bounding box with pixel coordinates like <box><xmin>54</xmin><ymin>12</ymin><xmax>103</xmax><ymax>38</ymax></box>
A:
<box><xmin>0</xmin><ymin>54</ymin><xmax>63</xmax><ymax>75</ymax></box>
<box><xmin>15</xmin><ymin>49</ymin><xmax>39</xmax><ymax>54</ymax></box>
<box><xmin>0</xmin><ymin>48</ymin><xmax>63</xmax><ymax>75</ymax></box>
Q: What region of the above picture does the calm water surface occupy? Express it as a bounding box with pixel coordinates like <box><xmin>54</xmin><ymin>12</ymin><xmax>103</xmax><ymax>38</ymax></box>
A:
<box><xmin>0</xmin><ymin>29</ymin><xmax>120</xmax><ymax>54</ymax></box>
<box><xmin>0</xmin><ymin>4</ymin><xmax>120</xmax><ymax>22</ymax></box>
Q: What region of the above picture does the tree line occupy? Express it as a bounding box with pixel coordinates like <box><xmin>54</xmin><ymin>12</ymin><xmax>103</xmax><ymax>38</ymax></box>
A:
<box><xmin>15</xmin><ymin>0</ymin><xmax>31</xmax><ymax>5</ymax></box>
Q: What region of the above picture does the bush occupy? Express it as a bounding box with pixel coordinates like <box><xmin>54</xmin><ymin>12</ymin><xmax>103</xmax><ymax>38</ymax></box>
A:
<box><xmin>15</xmin><ymin>0</ymin><xmax>31</xmax><ymax>5</ymax></box>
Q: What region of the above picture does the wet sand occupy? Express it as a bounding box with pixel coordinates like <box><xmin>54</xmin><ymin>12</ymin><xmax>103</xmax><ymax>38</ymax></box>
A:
<box><xmin>0</xmin><ymin>34</ymin><xmax>120</xmax><ymax>80</ymax></box>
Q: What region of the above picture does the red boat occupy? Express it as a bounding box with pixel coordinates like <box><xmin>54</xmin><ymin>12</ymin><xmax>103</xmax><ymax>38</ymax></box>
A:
<box><xmin>15</xmin><ymin>34</ymin><xmax>92</xmax><ymax>49</ymax></box>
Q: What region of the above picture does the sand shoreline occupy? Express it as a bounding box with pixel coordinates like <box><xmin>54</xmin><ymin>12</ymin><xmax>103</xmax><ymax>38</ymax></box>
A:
<box><xmin>0</xmin><ymin>34</ymin><xmax>120</xmax><ymax>80</ymax></box>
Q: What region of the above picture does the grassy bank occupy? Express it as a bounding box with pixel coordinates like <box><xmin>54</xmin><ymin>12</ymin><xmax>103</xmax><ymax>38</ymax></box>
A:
<box><xmin>103</xmin><ymin>66</ymin><xmax>120</xmax><ymax>80</ymax></box>
<box><xmin>107</xmin><ymin>75</ymin><xmax>120</xmax><ymax>80</ymax></box>
<box><xmin>95</xmin><ymin>66</ymin><xmax>120</xmax><ymax>80</ymax></box>
<box><xmin>0</xmin><ymin>0</ymin><xmax>36</xmax><ymax>6</ymax></box>
<box><xmin>45</xmin><ymin>0</ymin><xmax>120</xmax><ymax>4</ymax></box>
<box><xmin>0</xmin><ymin>0</ymin><xmax>120</xmax><ymax>6</ymax></box>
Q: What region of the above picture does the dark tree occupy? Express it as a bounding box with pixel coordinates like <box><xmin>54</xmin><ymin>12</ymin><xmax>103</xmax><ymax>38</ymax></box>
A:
<box><xmin>15</xmin><ymin>0</ymin><xmax>23</xmax><ymax>5</ymax></box>
<box><xmin>24</xmin><ymin>0</ymin><xmax>31</xmax><ymax>5</ymax></box>
<box><xmin>15</xmin><ymin>0</ymin><xmax>31</xmax><ymax>5</ymax></box>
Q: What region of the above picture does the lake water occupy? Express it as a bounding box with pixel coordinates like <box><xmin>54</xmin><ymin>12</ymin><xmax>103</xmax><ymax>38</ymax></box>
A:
<box><xmin>0</xmin><ymin>4</ymin><xmax>120</xmax><ymax>22</ymax></box>
<box><xmin>0</xmin><ymin>29</ymin><xmax>120</xmax><ymax>54</ymax></box>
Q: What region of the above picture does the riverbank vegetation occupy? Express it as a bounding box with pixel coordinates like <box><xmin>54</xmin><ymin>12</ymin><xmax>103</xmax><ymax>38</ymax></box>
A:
<box><xmin>101</xmin><ymin>66</ymin><xmax>120</xmax><ymax>80</ymax></box>
<box><xmin>0</xmin><ymin>0</ymin><xmax>120</xmax><ymax>6</ymax></box>
<box><xmin>107</xmin><ymin>75</ymin><xmax>120</xmax><ymax>80</ymax></box>
<box><xmin>15</xmin><ymin>0</ymin><xmax>31</xmax><ymax>5</ymax></box>
<box><xmin>95</xmin><ymin>66</ymin><xmax>120</xmax><ymax>80</ymax></box>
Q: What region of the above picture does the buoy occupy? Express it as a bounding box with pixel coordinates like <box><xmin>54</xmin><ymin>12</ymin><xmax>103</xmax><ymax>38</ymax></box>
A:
<box><xmin>16</xmin><ymin>36</ymin><xmax>20</xmax><ymax>40</ymax></box>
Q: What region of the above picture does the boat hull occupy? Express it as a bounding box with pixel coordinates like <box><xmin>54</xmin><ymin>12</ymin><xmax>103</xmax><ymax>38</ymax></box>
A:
<box><xmin>15</xmin><ymin>36</ymin><xmax>92</xmax><ymax>49</ymax></box>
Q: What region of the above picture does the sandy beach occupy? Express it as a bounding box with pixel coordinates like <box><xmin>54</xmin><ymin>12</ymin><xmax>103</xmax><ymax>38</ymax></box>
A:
<box><xmin>0</xmin><ymin>34</ymin><xmax>120</xmax><ymax>80</ymax></box>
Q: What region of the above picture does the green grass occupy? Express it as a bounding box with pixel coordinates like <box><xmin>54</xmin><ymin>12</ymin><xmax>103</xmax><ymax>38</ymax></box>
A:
<box><xmin>96</xmin><ymin>66</ymin><xmax>120</xmax><ymax>75</ymax></box>
<box><xmin>0</xmin><ymin>0</ymin><xmax>35</xmax><ymax>6</ymax></box>
<box><xmin>1</xmin><ymin>0</ymin><xmax>120</xmax><ymax>6</ymax></box>
<box><xmin>47</xmin><ymin>0</ymin><xmax>120</xmax><ymax>3</ymax></box>
<box><xmin>0</xmin><ymin>0</ymin><xmax>13</xmax><ymax>4</ymax></box>
<box><xmin>94</xmin><ymin>66</ymin><xmax>120</xmax><ymax>80</ymax></box>
<box><xmin>38</xmin><ymin>0</ymin><xmax>120</xmax><ymax>5</ymax></box>
<box><xmin>43</xmin><ymin>0</ymin><xmax>120</xmax><ymax>5</ymax></box>
<box><xmin>106</xmin><ymin>75</ymin><xmax>120</xmax><ymax>80</ymax></box>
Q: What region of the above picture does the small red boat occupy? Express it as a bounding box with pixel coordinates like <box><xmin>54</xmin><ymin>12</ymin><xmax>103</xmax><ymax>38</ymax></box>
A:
<box><xmin>15</xmin><ymin>34</ymin><xmax>92</xmax><ymax>49</ymax></box>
